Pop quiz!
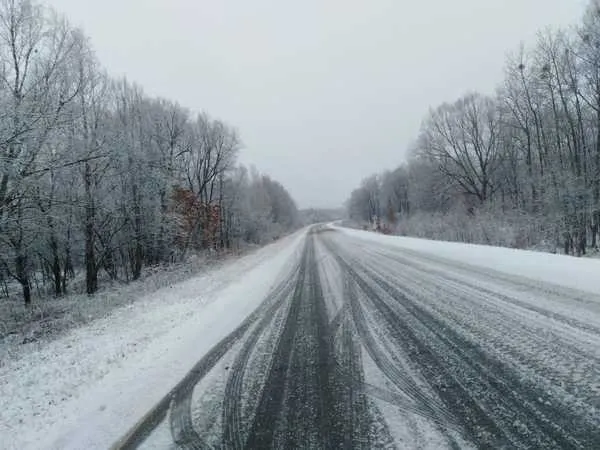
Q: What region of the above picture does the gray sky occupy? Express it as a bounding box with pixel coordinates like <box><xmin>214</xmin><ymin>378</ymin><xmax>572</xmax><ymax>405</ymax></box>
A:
<box><xmin>47</xmin><ymin>0</ymin><xmax>587</xmax><ymax>208</ymax></box>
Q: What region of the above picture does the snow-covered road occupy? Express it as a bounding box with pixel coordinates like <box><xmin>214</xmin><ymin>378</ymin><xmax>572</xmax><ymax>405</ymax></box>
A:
<box><xmin>119</xmin><ymin>226</ymin><xmax>600</xmax><ymax>449</ymax></box>
<box><xmin>322</xmin><ymin>228</ymin><xmax>600</xmax><ymax>448</ymax></box>
<box><xmin>3</xmin><ymin>226</ymin><xmax>600</xmax><ymax>449</ymax></box>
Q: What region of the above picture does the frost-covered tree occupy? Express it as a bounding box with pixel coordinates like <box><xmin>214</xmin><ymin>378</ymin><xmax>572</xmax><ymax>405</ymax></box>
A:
<box><xmin>0</xmin><ymin>0</ymin><xmax>299</xmax><ymax>306</ymax></box>
<box><xmin>0</xmin><ymin>0</ymin><xmax>88</xmax><ymax>303</ymax></box>
<box><xmin>417</xmin><ymin>93</ymin><xmax>501</xmax><ymax>204</ymax></box>
<box><xmin>347</xmin><ymin>0</ymin><xmax>600</xmax><ymax>255</ymax></box>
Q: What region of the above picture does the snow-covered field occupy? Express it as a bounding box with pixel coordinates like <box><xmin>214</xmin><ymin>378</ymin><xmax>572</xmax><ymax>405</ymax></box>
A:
<box><xmin>337</xmin><ymin>226</ymin><xmax>600</xmax><ymax>297</ymax></box>
<box><xmin>0</xmin><ymin>230</ymin><xmax>305</xmax><ymax>450</ymax></box>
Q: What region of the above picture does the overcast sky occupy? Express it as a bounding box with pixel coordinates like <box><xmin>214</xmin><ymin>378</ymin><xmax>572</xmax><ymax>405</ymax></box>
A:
<box><xmin>46</xmin><ymin>0</ymin><xmax>587</xmax><ymax>208</ymax></box>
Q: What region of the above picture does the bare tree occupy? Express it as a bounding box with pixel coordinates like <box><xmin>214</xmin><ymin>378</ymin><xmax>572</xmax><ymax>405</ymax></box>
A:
<box><xmin>0</xmin><ymin>0</ymin><xmax>85</xmax><ymax>303</ymax></box>
<box><xmin>418</xmin><ymin>93</ymin><xmax>501</xmax><ymax>204</ymax></box>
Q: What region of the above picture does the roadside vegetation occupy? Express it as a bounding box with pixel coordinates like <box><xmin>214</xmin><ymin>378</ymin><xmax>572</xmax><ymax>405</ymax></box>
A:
<box><xmin>348</xmin><ymin>1</ymin><xmax>600</xmax><ymax>256</ymax></box>
<box><xmin>0</xmin><ymin>0</ymin><xmax>299</xmax><ymax>338</ymax></box>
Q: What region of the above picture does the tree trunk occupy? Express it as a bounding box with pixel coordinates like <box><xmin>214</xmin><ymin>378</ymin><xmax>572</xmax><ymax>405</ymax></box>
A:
<box><xmin>594</xmin><ymin>107</ymin><xmax>600</xmax><ymax>251</ymax></box>
<box><xmin>50</xmin><ymin>236</ymin><xmax>62</xmax><ymax>296</ymax></box>
<box><xmin>15</xmin><ymin>254</ymin><xmax>31</xmax><ymax>306</ymax></box>
<box><xmin>84</xmin><ymin>162</ymin><xmax>98</xmax><ymax>294</ymax></box>
<box><xmin>132</xmin><ymin>203</ymin><xmax>143</xmax><ymax>281</ymax></box>
<box><xmin>85</xmin><ymin>230</ymin><xmax>97</xmax><ymax>294</ymax></box>
<box><xmin>578</xmin><ymin>230</ymin><xmax>587</xmax><ymax>256</ymax></box>
<box><xmin>563</xmin><ymin>231</ymin><xmax>571</xmax><ymax>255</ymax></box>
<box><xmin>63</xmin><ymin>237</ymin><xmax>73</xmax><ymax>294</ymax></box>
<box><xmin>591</xmin><ymin>213</ymin><xmax>599</xmax><ymax>249</ymax></box>
<box><xmin>156</xmin><ymin>188</ymin><xmax>168</xmax><ymax>264</ymax></box>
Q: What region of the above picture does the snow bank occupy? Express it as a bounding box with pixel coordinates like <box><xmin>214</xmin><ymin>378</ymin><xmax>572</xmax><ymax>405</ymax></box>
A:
<box><xmin>336</xmin><ymin>227</ymin><xmax>600</xmax><ymax>296</ymax></box>
<box><xmin>0</xmin><ymin>230</ymin><xmax>305</xmax><ymax>450</ymax></box>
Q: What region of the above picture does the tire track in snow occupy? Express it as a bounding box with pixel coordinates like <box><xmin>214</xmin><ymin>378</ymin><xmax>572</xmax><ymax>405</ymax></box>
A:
<box><xmin>339</xmin><ymin>236</ymin><xmax>600</xmax><ymax>449</ymax></box>
<box><xmin>321</xmin><ymin>238</ymin><xmax>458</xmax><ymax>425</ymax></box>
<box><xmin>113</xmin><ymin>256</ymin><xmax>301</xmax><ymax>449</ymax></box>
<box><xmin>368</xmin><ymin>248</ymin><xmax>600</xmax><ymax>408</ymax></box>
<box><xmin>118</xmin><ymin>230</ymin><xmax>374</xmax><ymax>449</ymax></box>
<box><xmin>320</xmin><ymin>235</ymin><xmax>464</xmax><ymax>449</ymax></box>
<box><xmin>331</xmin><ymin>298</ymin><xmax>372</xmax><ymax>448</ymax></box>
<box><xmin>349</xmin><ymin>237</ymin><xmax>600</xmax><ymax>441</ymax></box>
<box><xmin>366</xmin><ymin>243</ymin><xmax>600</xmax><ymax>336</ymax></box>
<box><xmin>245</xmin><ymin>233</ymin><xmax>352</xmax><ymax>448</ymax></box>
<box><xmin>220</xmin><ymin>267</ymin><xmax>298</xmax><ymax>449</ymax></box>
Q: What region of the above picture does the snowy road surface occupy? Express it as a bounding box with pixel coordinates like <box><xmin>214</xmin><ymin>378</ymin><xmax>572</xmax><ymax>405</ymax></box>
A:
<box><xmin>108</xmin><ymin>226</ymin><xmax>600</xmax><ymax>449</ymax></box>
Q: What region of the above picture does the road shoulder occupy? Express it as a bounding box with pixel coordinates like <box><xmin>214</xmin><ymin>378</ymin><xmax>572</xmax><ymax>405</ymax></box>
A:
<box><xmin>0</xmin><ymin>231</ymin><xmax>306</xmax><ymax>450</ymax></box>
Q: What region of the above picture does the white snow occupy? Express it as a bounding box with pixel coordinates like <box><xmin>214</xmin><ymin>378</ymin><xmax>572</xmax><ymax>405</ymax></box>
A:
<box><xmin>322</xmin><ymin>226</ymin><xmax>600</xmax><ymax>447</ymax></box>
<box><xmin>335</xmin><ymin>226</ymin><xmax>600</xmax><ymax>297</ymax></box>
<box><xmin>0</xmin><ymin>230</ymin><xmax>305</xmax><ymax>450</ymax></box>
<box><xmin>5</xmin><ymin>225</ymin><xmax>600</xmax><ymax>450</ymax></box>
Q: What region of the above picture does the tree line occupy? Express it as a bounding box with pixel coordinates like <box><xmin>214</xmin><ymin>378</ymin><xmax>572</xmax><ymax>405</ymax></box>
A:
<box><xmin>0</xmin><ymin>0</ymin><xmax>298</xmax><ymax>305</ymax></box>
<box><xmin>348</xmin><ymin>1</ymin><xmax>600</xmax><ymax>256</ymax></box>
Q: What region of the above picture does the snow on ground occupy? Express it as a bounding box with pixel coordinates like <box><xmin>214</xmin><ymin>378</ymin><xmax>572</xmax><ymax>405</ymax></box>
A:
<box><xmin>0</xmin><ymin>230</ymin><xmax>306</xmax><ymax>450</ymax></box>
<box><xmin>336</xmin><ymin>226</ymin><xmax>600</xmax><ymax>297</ymax></box>
<box><xmin>1</xmin><ymin>250</ymin><xmax>255</xmax><ymax>350</ymax></box>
